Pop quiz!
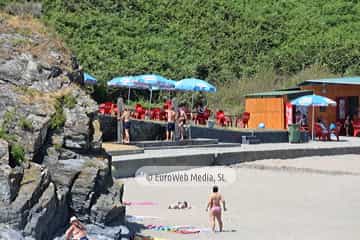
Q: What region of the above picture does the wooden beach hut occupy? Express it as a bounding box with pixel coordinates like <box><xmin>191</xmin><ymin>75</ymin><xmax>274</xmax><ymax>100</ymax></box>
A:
<box><xmin>299</xmin><ymin>77</ymin><xmax>360</xmax><ymax>125</ymax></box>
<box><xmin>245</xmin><ymin>89</ymin><xmax>313</xmax><ymax>129</ymax></box>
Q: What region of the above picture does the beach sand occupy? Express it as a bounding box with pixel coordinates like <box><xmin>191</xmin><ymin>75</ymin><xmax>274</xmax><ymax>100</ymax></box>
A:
<box><xmin>123</xmin><ymin>154</ymin><xmax>360</xmax><ymax>240</ymax></box>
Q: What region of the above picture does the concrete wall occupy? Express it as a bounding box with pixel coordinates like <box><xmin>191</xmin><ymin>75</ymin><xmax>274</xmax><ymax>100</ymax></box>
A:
<box><xmin>190</xmin><ymin>126</ymin><xmax>288</xmax><ymax>143</ymax></box>
<box><xmin>112</xmin><ymin>145</ymin><xmax>360</xmax><ymax>178</ymax></box>
<box><xmin>99</xmin><ymin>116</ymin><xmax>288</xmax><ymax>143</ymax></box>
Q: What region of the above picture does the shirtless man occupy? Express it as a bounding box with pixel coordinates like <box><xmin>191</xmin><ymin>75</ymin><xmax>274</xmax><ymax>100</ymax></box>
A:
<box><xmin>166</xmin><ymin>106</ymin><xmax>176</xmax><ymax>141</ymax></box>
<box><xmin>119</xmin><ymin>107</ymin><xmax>131</xmax><ymax>144</ymax></box>
<box><xmin>206</xmin><ymin>185</ymin><xmax>226</xmax><ymax>232</ymax></box>
<box><xmin>65</xmin><ymin>216</ymin><xmax>88</xmax><ymax>240</ymax></box>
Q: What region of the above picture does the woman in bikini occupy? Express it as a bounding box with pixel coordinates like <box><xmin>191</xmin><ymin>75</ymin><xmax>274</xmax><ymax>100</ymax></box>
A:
<box><xmin>206</xmin><ymin>185</ymin><xmax>227</xmax><ymax>232</ymax></box>
<box><xmin>65</xmin><ymin>216</ymin><xmax>88</xmax><ymax>240</ymax></box>
<box><xmin>178</xmin><ymin>107</ymin><xmax>187</xmax><ymax>140</ymax></box>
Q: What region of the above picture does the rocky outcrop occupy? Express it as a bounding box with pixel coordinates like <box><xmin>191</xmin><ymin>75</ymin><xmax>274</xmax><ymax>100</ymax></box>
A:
<box><xmin>63</xmin><ymin>89</ymin><xmax>98</xmax><ymax>150</ymax></box>
<box><xmin>90</xmin><ymin>180</ymin><xmax>125</xmax><ymax>225</ymax></box>
<box><xmin>23</xmin><ymin>182</ymin><xmax>58</xmax><ymax>239</ymax></box>
<box><xmin>0</xmin><ymin>164</ymin><xmax>50</xmax><ymax>230</ymax></box>
<box><xmin>0</xmin><ymin>166</ymin><xmax>23</xmax><ymax>204</ymax></box>
<box><xmin>0</xmin><ymin>12</ymin><xmax>125</xmax><ymax>240</ymax></box>
<box><xmin>69</xmin><ymin>158</ymin><xmax>113</xmax><ymax>222</ymax></box>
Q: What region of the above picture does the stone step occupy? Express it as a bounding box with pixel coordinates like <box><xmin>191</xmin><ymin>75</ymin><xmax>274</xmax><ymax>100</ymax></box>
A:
<box><xmin>242</xmin><ymin>135</ymin><xmax>261</xmax><ymax>144</ymax></box>
<box><xmin>131</xmin><ymin>138</ymin><xmax>218</xmax><ymax>148</ymax></box>
<box><xmin>144</xmin><ymin>142</ymin><xmax>241</xmax><ymax>150</ymax></box>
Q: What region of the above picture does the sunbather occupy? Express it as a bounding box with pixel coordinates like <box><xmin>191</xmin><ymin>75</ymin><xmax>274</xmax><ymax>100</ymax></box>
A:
<box><xmin>168</xmin><ymin>201</ymin><xmax>191</xmax><ymax>209</ymax></box>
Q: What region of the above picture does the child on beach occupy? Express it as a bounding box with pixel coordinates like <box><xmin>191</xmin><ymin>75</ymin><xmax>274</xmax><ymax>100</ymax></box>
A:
<box><xmin>206</xmin><ymin>186</ymin><xmax>226</xmax><ymax>232</ymax></box>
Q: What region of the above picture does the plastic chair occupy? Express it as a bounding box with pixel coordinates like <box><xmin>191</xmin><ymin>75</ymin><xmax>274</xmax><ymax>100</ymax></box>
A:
<box><xmin>151</xmin><ymin>108</ymin><xmax>162</xmax><ymax>120</ymax></box>
<box><xmin>216</xmin><ymin>110</ymin><xmax>226</xmax><ymax>127</ymax></box>
<box><xmin>314</xmin><ymin>123</ymin><xmax>330</xmax><ymax>141</ymax></box>
<box><xmin>353</xmin><ymin>120</ymin><xmax>360</xmax><ymax>137</ymax></box>
<box><xmin>242</xmin><ymin>112</ymin><xmax>250</xmax><ymax>128</ymax></box>
<box><xmin>135</xmin><ymin>104</ymin><xmax>145</xmax><ymax>119</ymax></box>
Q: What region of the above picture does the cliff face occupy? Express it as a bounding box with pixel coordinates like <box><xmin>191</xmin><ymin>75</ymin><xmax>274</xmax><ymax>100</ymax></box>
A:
<box><xmin>0</xmin><ymin>13</ymin><xmax>125</xmax><ymax>240</ymax></box>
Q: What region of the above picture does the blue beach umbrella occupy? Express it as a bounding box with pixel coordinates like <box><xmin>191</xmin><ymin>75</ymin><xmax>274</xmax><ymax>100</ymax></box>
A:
<box><xmin>175</xmin><ymin>78</ymin><xmax>216</xmax><ymax>92</ymax></box>
<box><xmin>136</xmin><ymin>74</ymin><xmax>175</xmax><ymax>90</ymax></box>
<box><xmin>107</xmin><ymin>76</ymin><xmax>150</xmax><ymax>103</ymax></box>
<box><xmin>291</xmin><ymin>94</ymin><xmax>336</xmax><ymax>140</ymax></box>
<box><xmin>135</xmin><ymin>74</ymin><xmax>176</xmax><ymax>111</ymax></box>
<box><xmin>83</xmin><ymin>72</ymin><xmax>97</xmax><ymax>85</ymax></box>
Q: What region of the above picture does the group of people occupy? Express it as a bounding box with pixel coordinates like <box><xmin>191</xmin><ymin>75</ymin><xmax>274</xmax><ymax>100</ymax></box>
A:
<box><xmin>65</xmin><ymin>185</ymin><xmax>227</xmax><ymax>239</ymax></box>
<box><xmin>164</xmin><ymin>105</ymin><xmax>188</xmax><ymax>141</ymax></box>
<box><xmin>118</xmin><ymin>104</ymin><xmax>190</xmax><ymax>143</ymax></box>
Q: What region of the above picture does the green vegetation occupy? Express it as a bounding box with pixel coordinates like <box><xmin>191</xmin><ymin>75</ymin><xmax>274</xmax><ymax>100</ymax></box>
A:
<box><xmin>50</xmin><ymin>97</ymin><xmax>66</xmax><ymax>129</ymax></box>
<box><xmin>41</xmin><ymin>0</ymin><xmax>360</xmax><ymax>81</ymax></box>
<box><xmin>3</xmin><ymin>109</ymin><xmax>16</xmax><ymax>129</ymax></box>
<box><xmin>63</xmin><ymin>94</ymin><xmax>77</xmax><ymax>109</ymax></box>
<box><xmin>10</xmin><ymin>143</ymin><xmax>25</xmax><ymax>165</ymax></box>
<box><xmin>19</xmin><ymin>117</ymin><xmax>33</xmax><ymax>131</ymax></box>
<box><xmin>53</xmin><ymin>143</ymin><xmax>62</xmax><ymax>151</ymax></box>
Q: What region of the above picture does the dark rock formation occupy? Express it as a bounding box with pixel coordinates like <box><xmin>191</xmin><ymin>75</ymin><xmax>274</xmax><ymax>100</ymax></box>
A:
<box><xmin>90</xmin><ymin>180</ymin><xmax>125</xmax><ymax>226</ymax></box>
<box><xmin>0</xmin><ymin>13</ymin><xmax>125</xmax><ymax>239</ymax></box>
<box><xmin>0</xmin><ymin>165</ymin><xmax>23</xmax><ymax>204</ymax></box>
<box><xmin>63</xmin><ymin>89</ymin><xmax>98</xmax><ymax>150</ymax></box>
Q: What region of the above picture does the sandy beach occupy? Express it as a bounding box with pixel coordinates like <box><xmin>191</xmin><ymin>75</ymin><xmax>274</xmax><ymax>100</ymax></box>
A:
<box><xmin>123</xmin><ymin>154</ymin><xmax>360</xmax><ymax>240</ymax></box>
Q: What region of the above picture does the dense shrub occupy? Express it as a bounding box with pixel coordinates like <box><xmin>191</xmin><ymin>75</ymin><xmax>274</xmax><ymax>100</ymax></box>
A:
<box><xmin>19</xmin><ymin>117</ymin><xmax>33</xmax><ymax>131</ymax></box>
<box><xmin>41</xmin><ymin>0</ymin><xmax>360</xmax><ymax>84</ymax></box>
<box><xmin>63</xmin><ymin>94</ymin><xmax>77</xmax><ymax>109</ymax></box>
<box><xmin>10</xmin><ymin>143</ymin><xmax>25</xmax><ymax>165</ymax></box>
<box><xmin>50</xmin><ymin>97</ymin><xmax>66</xmax><ymax>129</ymax></box>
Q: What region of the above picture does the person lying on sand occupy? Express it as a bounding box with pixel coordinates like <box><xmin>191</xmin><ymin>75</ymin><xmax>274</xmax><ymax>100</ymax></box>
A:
<box><xmin>168</xmin><ymin>201</ymin><xmax>191</xmax><ymax>209</ymax></box>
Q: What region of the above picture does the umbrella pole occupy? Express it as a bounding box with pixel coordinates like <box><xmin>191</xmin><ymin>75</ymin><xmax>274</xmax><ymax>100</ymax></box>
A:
<box><xmin>189</xmin><ymin>93</ymin><xmax>194</xmax><ymax>140</ymax></box>
<box><xmin>127</xmin><ymin>88</ymin><xmax>131</xmax><ymax>104</ymax></box>
<box><xmin>312</xmin><ymin>105</ymin><xmax>315</xmax><ymax>140</ymax></box>
<box><xmin>148</xmin><ymin>89</ymin><xmax>152</xmax><ymax>119</ymax></box>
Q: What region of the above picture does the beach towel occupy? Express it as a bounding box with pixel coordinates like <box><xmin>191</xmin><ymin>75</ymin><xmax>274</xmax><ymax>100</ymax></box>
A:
<box><xmin>123</xmin><ymin>201</ymin><xmax>158</xmax><ymax>206</ymax></box>
<box><xmin>146</xmin><ymin>224</ymin><xmax>202</xmax><ymax>234</ymax></box>
<box><xmin>126</xmin><ymin>215</ymin><xmax>160</xmax><ymax>222</ymax></box>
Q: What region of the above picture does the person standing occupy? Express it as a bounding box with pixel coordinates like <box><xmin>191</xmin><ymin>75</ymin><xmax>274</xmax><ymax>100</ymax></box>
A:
<box><xmin>178</xmin><ymin>107</ymin><xmax>187</xmax><ymax>141</ymax></box>
<box><xmin>206</xmin><ymin>186</ymin><xmax>227</xmax><ymax>232</ymax></box>
<box><xmin>119</xmin><ymin>107</ymin><xmax>131</xmax><ymax>144</ymax></box>
<box><xmin>344</xmin><ymin>115</ymin><xmax>353</xmax><ymax>136</ymax></box>
<box><xmin>166</xmin><ymin>106</ymin><xmax>176</xmax><ymax>141</ymax></box>
<box><xmin>65</xmin><ymin>216</ymin><xmax>88</xmax><ymax>240</ymax></box>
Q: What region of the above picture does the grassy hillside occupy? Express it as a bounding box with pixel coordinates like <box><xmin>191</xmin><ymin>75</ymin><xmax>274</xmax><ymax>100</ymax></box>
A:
<box><xmin>3</xmin><ymin>0</ymin><xmax>360</xmax><ymax>113</ymax></box>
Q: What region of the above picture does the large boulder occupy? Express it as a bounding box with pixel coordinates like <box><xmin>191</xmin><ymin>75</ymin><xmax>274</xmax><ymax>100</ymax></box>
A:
<box><xmin>0</xmin><ymin>166</ymin><xmax>23</xmax><ymax>204</ymax></box>
<box><xmin>0</xmin><ymin>163</ymin><xmax>50</xmax><ymax>229</ymax></box>
<box><xmin>23</xmin><ymin>182</ymin><xmax>58</xmax><ymax>239</ymax></box>
<box><xmin>63</xmin><ymin>89</ymin><xmax>98</xmax><ymax>150</ymax></box>
<box><xmin>69</xmin><ymin>158</ymin><xmax>112</xmax><ymax>222</ymax></box>
<box><xmin>90</xmin><ymin>180</ymin><xmax>125</xmax><ymax>226</ymax></box>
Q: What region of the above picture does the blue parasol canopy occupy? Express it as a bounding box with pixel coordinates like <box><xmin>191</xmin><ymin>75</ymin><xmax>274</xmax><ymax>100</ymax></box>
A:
<box><xmin>84</xmin><ymin>72</ymin><xmax>97</xmax><ymax>85</ymax></box>
<box><xmin>136</xmin><ymin>74</ymin><xmax>176</xmax><ymax>90</ymax></box>
<box><xmin>175</xmin><ymin>78</ymin><xmax>216</xmax><ymax>92</ymax></box>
